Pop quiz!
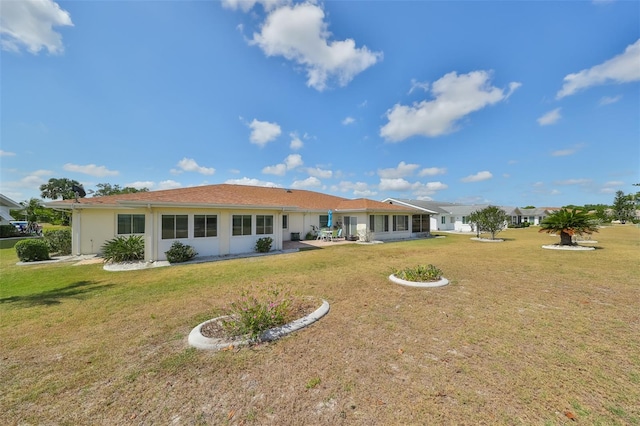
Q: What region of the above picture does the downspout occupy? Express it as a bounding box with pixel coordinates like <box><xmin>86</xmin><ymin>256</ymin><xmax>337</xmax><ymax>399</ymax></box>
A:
<box><xmin>73</xmin><ymin>205</ymin><xmax>81</xmax><ymax>256</ymax></box>
<box><xmin>147</xmin><ymin>203</ymin><xmax>154</xmax><ymax>262</ymax></box>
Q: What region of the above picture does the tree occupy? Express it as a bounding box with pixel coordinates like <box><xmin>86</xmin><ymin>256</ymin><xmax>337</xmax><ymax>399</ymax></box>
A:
<box><xmin>467</xmin><ymin>210</ymin><xmax>481</xmax><ymax>237</ymax></box>
<box><xmin>539</xmin><ymin>208</ymin><xmax>598</xmax><ymax>246</ymax></box>
<box><xmin>472</xmin><ymin>205</ymin><xmax>509</xmax><ymax>240</ymax></box>
<box><xmin>521</xmin><ymin>205</ymin><xmax>536</xmax><ymax>209</ymax></box>
<box><xmin>21</xmin><ymin>198</ymin><xmax>42</xmax><ymax>223</ymax></box>
<box><xmin>39</xmin><ymin>178</ymin><xmax>84</xmax><ymax>200</ymax></box>
<box><xmin>92</xmin><ymin>183</ymin><xmax>149</xmax><ymax>197</ymax></box>
<box><xmin>611</xmin><ymin>190</ymin><xmax>634</xmax><ymax>223</ymax></box>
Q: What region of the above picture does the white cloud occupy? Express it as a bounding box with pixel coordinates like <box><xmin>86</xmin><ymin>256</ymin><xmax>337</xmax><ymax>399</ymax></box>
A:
<box><xmin>599</xmin><ymin>95</ymin><xmax>622</xmax><ymax>105</ymax></box>
<box><xmin>377</xmin><ymin>161</ymin><xmax>420</xmax><ymax>179</ymax></box>
<box><xmin>378</xmin><ymin>178</ymin><xmax>448</xmax><ymax>196</ymax></box>
<box><xmin>307</xmin><ymin>167</ymin><xmax>332</xmax><ymax>179</ymax></box>
<box><xmin>551</xmin><ymin>144</ymin><xmax>584</xmax><ymax>157</ymax></box>
<box><xmin>0</xmin><ymin>169</ymin><xmax>52</xmax><ymax>196</ymax></box>
<box><xmin>249</xmin><ymin>119</ymin><xmax>281</xmax><ymax>146</ymax></box>
<box><xmin>291</xmin><ymin>176</ymin><xmax>322</xmax><ymax>189</ymax></box>
<box><xmin>289</xmin><ymin>132</ymin><xmax>303</xmax><ymax>150</ymax></box>
<box><xmin>461</xmin><ymin>171</ymin><xmax>493</xmax><ymax>183</ymax></box>
<box><xmin>250</xmin><ymin>3</ymin><xmax>382</xmax><ymax>91</ymax></box>
<box><xmin>284</xmin><ymin>153</ymin><xmax>303</xmax><ymax>169</ymax></box>
<box><xmin>342</xmin><ymin>116</ymin><xmax>355</xmax><ymax>125</ymax></box>
<box><xmin>0</xmin><ymin>150</ymin><xmax>16</xmax><ymax>156</ymax></box>
<box><xmin>379</xmin><ymin>178</ymin><xmax>412</xmax><ymax>191</ymax></box>
<box><xmin>380</xmin><ymin>71</ymin><xmax>521</xmax><ymax>141</ymax></box>
<box><xmin>158</xmin><ymin>180</ymin><xmax>182</xmax><ymax>190</ymax></box>
<box><xmin>225</xmin><ymin>177</ymin><xmax>280</xmax><ymax>187</ymax></box>
<box><xmin>408</xmin><ymin>79</ymin><xmax>430</xmax><ymax>94</ymax></box>
<box><xmin>221</xmin><ymin>0</ymin><xmax>287</xmax><ymax>12</ymax></box>
<box><xmin>63</xmin><ymin>163</ymin><xmax>119</xmax><ymax>177</ymax></box>
<box><xmin>599</xmin><ymin>187</ymin><xmax>617</xmax><ymax>194</ymax></box>
<box><xmin>262</xmin><ymin>164</ymin><xmax>287</xmax><ymax>176</ymax></box>
<box><xmin>126</xmin><ymin>181</ymin><xmax>154</xmax><ymax>190</ymax></box>
<box><xmin>554</xmin><ymin>178</ymin><xmax>591</xmax><ymax>185</ymax></box>
<box><xmin>331</xmin><ymin>180</ymin><xmax>375</xmax><ymax>197</ymax></box>
<box><xmin>172</xmin><ymin>158</ymin><xmax>215</xmax><ymax>175</ymax></box>
<box><xmin>418</xmin><ymin>167</ymin><xmax>447</xmax><ymax>177</ymax></box>
<box><xmin>537</xmin><ymin>108</ymin><xmax>562</xmax><ymax>126</ymax></box>
<box><xmin>263</xmin><ymin>154</ymin><xmax>303</xmax><ymax>176</ymax></box>
<box><xmin>0</xmin><ymin>0</ymin><xmax>73</xmax><ymax>55</ymax></box>
<box><xmin>412</xmin><ymin>181</ymin><xmax>448</xmax><ymax>198</ymax></box>
<box><xmin>556</xmin><ymin>39</ymin><xmax>640</xmax><ymax>99</ymax></box>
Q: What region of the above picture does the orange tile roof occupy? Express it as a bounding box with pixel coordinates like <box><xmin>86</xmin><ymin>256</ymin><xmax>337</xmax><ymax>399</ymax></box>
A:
<box><xmin>47</xmin><ymin>184</ymin><xmax>418</xmax><ymax>213</ymax></box>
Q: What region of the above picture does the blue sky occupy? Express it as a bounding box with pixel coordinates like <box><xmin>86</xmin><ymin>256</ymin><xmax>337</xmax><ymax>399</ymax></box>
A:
<box><xmin>1</xmin><ymin>0</ymin><xmax>639</xmax><ymax>207</ymax></box>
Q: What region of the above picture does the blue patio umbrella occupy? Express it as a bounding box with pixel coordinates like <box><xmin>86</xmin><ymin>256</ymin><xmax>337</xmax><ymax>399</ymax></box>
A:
<box><xmin>327</xmin><ymin>210</ymin><xmax>333</xmax><ymax>228</ymax></box>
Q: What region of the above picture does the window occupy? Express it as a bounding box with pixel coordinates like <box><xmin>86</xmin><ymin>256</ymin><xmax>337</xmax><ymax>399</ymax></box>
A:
<box><xmin>369</xmin><ymin>215</ymin><xmax>389</xmax><ymax>232</ymax></box>
<box><xmin>194</xmin><ymin>215</ymin><xmax>217</xmax><ymax>237</ymax></box>
<box><xmin>319</xmin><ymin>215</ymin><xmax>329</xmax><ymax>228</ymax></box>
<box><xmin>162</xmin><ymin>215</ymin><xmax>188</xmax><ymax>239</ymax></box>
<box><xmin>450</xmin><ymin>216</ymin><xmax>455</xmax><ymax>224</ymax></box>
<box><xmin>441</xmin><ymin>216</ymin><xmax>446</xmax><ymax>225</ymax></box>
<box><xmin>232</xmin><ymin>215</ymin><xmax>252</xmax><ymax>236</ymax></box>
<box><xmin>412</xmin><ymin>214</ymin><xmax>429</xmax><ymax>233</ymax></box>
<box><xmin>282</xmin><ymin>214</ymin><xmax>288</xmax><ymax>230</ymax></box>
<box><xmin>393</xmin><ymin>215</ymin><xmax>409</xmax><ymax>231</ymax></box>
<box><xmin>256</xmin><ymin>215</ymin><xmax>274</xmax><ymax>235</ymax></box>
<box><xmin>117</xmin><ymin>214</ymin><xmax>145</xmax><ymax>234</ymax></box>
<box><xmin>462</xmin><ymin>216</ymin><xmax>468</xmax><ymax>224</ymax></box>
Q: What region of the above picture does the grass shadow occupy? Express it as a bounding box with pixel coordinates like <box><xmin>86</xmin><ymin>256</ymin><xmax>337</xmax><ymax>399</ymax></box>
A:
<box><xmin>0</xmin><ymin>280</ymin><xmax>115</xmax><ymax>307</ymax></box>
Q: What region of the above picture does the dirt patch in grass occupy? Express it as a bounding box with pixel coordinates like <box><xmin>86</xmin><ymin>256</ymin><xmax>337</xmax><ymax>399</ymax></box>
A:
<box><xmin>1</xmin><ymin>225</ymin><xmax>639</xmax><ymax>425</ymax></box>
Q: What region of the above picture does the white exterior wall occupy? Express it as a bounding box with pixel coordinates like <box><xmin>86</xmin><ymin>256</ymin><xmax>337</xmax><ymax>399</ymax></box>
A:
<box><xmin>367</xmin><ymin>213</ymin><xmax>414</xmax><ymax>241</ymax></box>
<box><xmin>71</xmin><ymin>207</ymin><xmax>286</xmax><ymax>261</ymax></box>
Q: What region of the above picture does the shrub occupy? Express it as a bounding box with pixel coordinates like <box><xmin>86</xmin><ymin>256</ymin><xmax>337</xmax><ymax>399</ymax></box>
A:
<box><xmin>102</xmin><ymin>235</ymin><xmax>144</xmax><ymax>263</ymax></box>
<box><xmin>394</xmin><ymin>264</ymin><xmax>443</xmax><ymax>282</ymax></box>
<box><xmin>165</xmin><ymin>241</ymin><xmax>198</xmax><ymax>263</ymax></box>
<box><xmin>0</xmin><ymin>224</ymin><xmax>20</xmax><ymax>238</ymax></box>
<box><xmin>221</xmin><ymin>286</ymin><xmax>294</xmax><ymax>341</ymax></box>
<box><xmin>255</xmin><ymin>237</ymin><xmax>273</xmax><ymax>253</ymax></box>
<box><xmin>44</xmin><ymin>228</ymin><xmax>72</xmax><ymax>255</ymax></box>
<box><xmin>15</xmin><ymin>239</ymin><xmax>50</xmax><ymax>262</ymax></box>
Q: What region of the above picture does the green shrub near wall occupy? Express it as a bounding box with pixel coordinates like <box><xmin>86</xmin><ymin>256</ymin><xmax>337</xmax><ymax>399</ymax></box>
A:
<box><xmin>0</xmin><ymin>225</ymin><xmax>20</xmax><ymax>238</ymax></box>
<box><xmin>44</xmin><ymin>228</ymin><xmax>72</xmax><ymax>255</ymax></box>
<box><xmin>15</xmin><ymin>239</ymin><xmax>50</xmax><ymax>262</ymax></box>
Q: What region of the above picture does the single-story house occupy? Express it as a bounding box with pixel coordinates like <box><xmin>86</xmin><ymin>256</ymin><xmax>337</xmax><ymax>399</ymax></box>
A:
<box><xmin>0</xmin><ymin>193</ymin><xmax>23</xmax><ymax>225</ymax></box>
<box><xmin>46</xmin><ymin>184</ymin><xmax>427</xmax><ymax>261</ymax></box>
<box><xmin>507</xmin><ymin>207</ymin><xmax>559</xmax><ymax>226</ymax></box>
<box><xmin>383</xmin><ymin>198</ymin><xmax>492</xmax><ymax>232</ymax></box>
<box><xmin>383</xmin><ymin>199</ymin><xmax>560</xmax><ymax>231</ymax></box>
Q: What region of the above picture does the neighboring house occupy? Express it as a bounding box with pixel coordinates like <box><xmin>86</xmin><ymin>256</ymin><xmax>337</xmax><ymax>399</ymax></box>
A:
<box><xmin>507</xmin><ymin>207</ymin><xmax>558</xmax><ymax>226</ymax></box>
<box><xmin>0</xmin><ymin>193</ymin><xmax>23</xmax><ymax>225</ymax></box>
<box><xmin>46</xmin><ymin>184</ymin><xmax>424</xmax><ymax>261</ymax></box>
<box><xmin>383</xmin><ymin>199</ymin><xmax>491</xmax><ymax>232</ymax></box>
<box><xmin>384</xmin><ymin>199</ymin><xmax>560</xmax><ymax>231</ymax></box>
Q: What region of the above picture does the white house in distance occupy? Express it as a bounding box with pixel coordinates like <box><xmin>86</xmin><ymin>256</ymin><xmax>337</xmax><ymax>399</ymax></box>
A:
<box><xmin>46</xmin><ymin>184</ymin><xmax>429</xmax><ymax>261</ymax></box>
<box><xmin>0</xmin><ymin>193</ymin><xmax>22</xmax><ymax>225</ymax></box>
<box><xmin>383</xmin><ymin>198</ymin><xmax>559</xmax><ymax>232</ymax></box>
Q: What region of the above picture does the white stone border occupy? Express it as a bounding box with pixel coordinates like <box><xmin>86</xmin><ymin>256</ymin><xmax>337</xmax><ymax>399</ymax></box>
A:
<box><xmin>541</xmin><ymin>244</ymin><xmax>595</xmax><ymax>251</ymax></box>
<box><xmin>389</xmin><ymin>274</ymin><xmax>449</xmax><ymax>288</ymax></box>
<box><xmin>470</xmin><ymin>237</ymin><xmax>504</xmax><ymax>243</ymax></box>
<box><xmin>188</xmin><ymin>299</ymin><xmax>330</xmax><ymax>350</ymax></box>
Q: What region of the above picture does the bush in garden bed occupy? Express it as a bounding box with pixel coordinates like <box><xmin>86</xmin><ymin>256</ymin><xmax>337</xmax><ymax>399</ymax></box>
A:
<box><xmin>15</xmin><ymin>239</ymin><xmax>50</xmax><ymax>262</ymax></box>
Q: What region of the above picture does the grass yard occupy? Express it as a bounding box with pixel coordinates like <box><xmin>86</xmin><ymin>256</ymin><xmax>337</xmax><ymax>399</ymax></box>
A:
<box><xmin>1</xmin><ymin>226</ymin><xmax>639</xmax><ymax>425</ymax></box>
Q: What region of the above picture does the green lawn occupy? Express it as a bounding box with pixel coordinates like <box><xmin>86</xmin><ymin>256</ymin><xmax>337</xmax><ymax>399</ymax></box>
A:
<box><xmin>1</xmin><ymin>226</ymin><xmax>639</xmax><ymax>424</ymax></box>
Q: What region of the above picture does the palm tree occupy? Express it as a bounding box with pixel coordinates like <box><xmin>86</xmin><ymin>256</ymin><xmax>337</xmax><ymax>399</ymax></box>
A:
<box><xmin>539</xmin><ymin>208</ymin><xmax>598</xmax><ymax>245</ymax></box>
